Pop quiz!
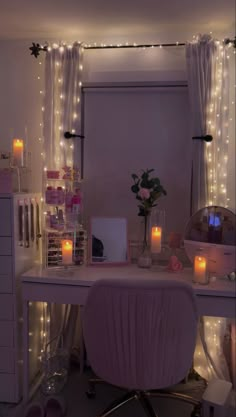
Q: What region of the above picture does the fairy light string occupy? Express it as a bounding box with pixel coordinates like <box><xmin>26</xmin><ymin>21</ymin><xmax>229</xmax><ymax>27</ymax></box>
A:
<box><xmin>35</xmin><ymin>36</ymin><xmax>235</xmax><ymax>378</ymax></box>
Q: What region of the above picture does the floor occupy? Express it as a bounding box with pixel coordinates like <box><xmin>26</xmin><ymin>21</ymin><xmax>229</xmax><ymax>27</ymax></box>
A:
<box><xmin>2</xmin><ymin>366</ymin><xmax>206</xmax><ymax>417</ymax></box>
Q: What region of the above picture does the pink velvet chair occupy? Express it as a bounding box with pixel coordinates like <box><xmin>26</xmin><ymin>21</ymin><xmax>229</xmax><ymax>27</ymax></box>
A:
<box><xmin>83</xmin><ymin>278</ymin><xmax>201</xmax><ymax>417</ymax></box>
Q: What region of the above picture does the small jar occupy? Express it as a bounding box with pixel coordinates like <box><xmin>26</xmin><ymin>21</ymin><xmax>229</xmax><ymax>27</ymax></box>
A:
<box><xmin>45</xmin><ymin>187</ymin><xmax>53</xmax><ymax>204</ymax></box>
<box><xmin>57</xmin><ymin>187</ymin><xmax>65</xmax><ymax>205</ymax></box>
<box><xmin>51</xmin><ymin>188</ymin><xmax>58</xmax><ymax>205</ymax></box>
<box><xmin>45</xmin><ymin>211</ymin><xmax>51</xmax><ymax>229</ymax></box>
<box><xmin>65</xmin><ymin>191</ymin><xmax>73</xmax><ymax>213</ymax></box>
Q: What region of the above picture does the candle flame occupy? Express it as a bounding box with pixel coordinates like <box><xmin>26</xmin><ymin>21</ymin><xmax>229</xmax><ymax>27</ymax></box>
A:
<box><xmin>13</xmin><ymin>139</ymin><xmax>24</xmax><ymax>148</ymax></box>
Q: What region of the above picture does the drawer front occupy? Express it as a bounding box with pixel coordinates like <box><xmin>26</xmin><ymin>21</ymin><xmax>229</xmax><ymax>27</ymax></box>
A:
<box><xmin>0</xmin><ymin>347</ymin><xmax>15</xmax><ymax>373</ymax></box>
<box><xmin>0</xmin><ymin>321</ymin><xmax>14</xmax><ymax>346</ymax></box>
<box><xmin>0</xmin><ymin>256</ymin><xmax>13</xmax><ymax>293</ymax></box>
<box><xmin>0</xmin><ymin>274</ymin><xmax>13</xmax><ymax>293</ymax></box>
<box><xmin>0</xmin><ymin>237</ymin><xmax>12</xmax><ymax>255</ymax></box>
<box><xmin>0</xmin><ymin>374</ymin><xmax>16</xmax><ymax>402</ymax></box>
<box><xmin>0</xmin><ymin>199</ymin><xmax>12</xmax><ymax>236</ymax></box>
<box><xmin>0</xmin><ymin>294</ymin><xmax>14</xmax><ymax>320</ymax></box>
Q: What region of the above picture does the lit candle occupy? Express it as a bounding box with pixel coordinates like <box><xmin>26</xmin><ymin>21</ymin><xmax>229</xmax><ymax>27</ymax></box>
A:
<box><xmin>61</xmin><ymin>239</ymin><xmax>73</xmax><ymax>265</ymax></box>
<box><xmin>13</xmin><ymin>139</ymin><xmax>24</xmax><ymax>167</ymax></box>
<box><xmin>151</xmin><ymin>226</ymin><xmax>162</xmax><ymax>253</ymax></box>
<box><xmin>193</xmin><ymin>256</ymin><xmax>208</xmax><ymax>284</ymax></box>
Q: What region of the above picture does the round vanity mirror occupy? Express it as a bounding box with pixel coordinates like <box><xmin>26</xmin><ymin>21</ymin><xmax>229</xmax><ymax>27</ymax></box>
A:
<box><xmin>184</xmin><ymin>206</ymin><xmax>236</xmax><ymax>277</ymax></box>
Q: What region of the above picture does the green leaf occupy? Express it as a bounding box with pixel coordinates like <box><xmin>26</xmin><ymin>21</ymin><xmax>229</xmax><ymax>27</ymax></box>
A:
<box><xmin>131</xmin><ymin>174</ymin><xmax>138</xmax><ymax>181</ymax></box>
<box><xmin>131</xmin><ymin>184</ymin><xmax>139</xmax><ymax>193</ymax></box>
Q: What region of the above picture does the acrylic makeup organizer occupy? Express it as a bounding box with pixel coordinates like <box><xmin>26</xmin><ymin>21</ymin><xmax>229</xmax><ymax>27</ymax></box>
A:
<box><xmin>42</xmin><ymin>169</ymin><xmax>87</xmax><ymax>268</ymax></box>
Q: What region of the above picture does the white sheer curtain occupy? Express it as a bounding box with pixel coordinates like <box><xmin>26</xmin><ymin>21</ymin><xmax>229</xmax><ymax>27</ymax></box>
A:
<box><xmin>43</xmin><ymin>42</ymin><xmax>83</xmax><ymax>170</ymax></box>
<box><xmin>42</xmin><ymin>43</ymin><xmax>84</xmax><ymax>356</ymax></box>
<box><xmin>186</xmin><ymin>35</ymin><xmax>233</xmax><ymax>386</ymax></box>
<box><xmin>185</xmin><ymin>34</ymin><xmax>216</xmax><ymax>214</ymax></box>
<box><xmin>205</xmin><ymin>40</ymin><xmax>230</xmax><ymax>208</ymax></box>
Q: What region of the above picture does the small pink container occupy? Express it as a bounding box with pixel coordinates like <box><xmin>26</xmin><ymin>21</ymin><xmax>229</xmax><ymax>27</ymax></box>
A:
<box><xmin>47</xmin><ymin>170</ymin><xmax>60</xmax><ymax>179</ymax></box>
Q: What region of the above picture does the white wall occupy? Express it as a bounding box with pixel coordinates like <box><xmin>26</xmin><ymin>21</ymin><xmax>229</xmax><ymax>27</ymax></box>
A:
<box><xmin>83</xmin><ymin>46</ymin><xmax>187</xmax><ymax>83</ymax></box>
<box><xmin>0</xmin><ymin>40</ymin><xmax>44</xmax><ymax>191</ymax></box>
<box><xmin>0</xmin><ymin>40</ymin><xmax>235</xmax><ymax>209</ymax></box>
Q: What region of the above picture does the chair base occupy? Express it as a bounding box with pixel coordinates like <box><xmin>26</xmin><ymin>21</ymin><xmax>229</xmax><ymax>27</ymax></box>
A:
<box><xmin>86</xmin><ymin>378</ymin><xmax>202</xmax><ymax>417</ymax></box>
<box><xmin>97</xmin><ymin>390</ymin><xmax>157</xmax><ymax>417</ymax></box>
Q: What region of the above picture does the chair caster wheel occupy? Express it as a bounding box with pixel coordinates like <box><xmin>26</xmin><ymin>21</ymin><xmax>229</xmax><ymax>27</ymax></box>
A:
<box><xmin>191</xmin><ymin>404</ymin><xmax>202</xmax><ymax>417</ymax></box>
<box><xmin>86</xmin><ymin>390</ymin><xmax>96</xmax><ymax>399</ymax></box>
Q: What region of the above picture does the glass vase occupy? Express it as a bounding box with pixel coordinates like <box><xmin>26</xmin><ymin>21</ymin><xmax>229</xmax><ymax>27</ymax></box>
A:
<box><xmin>138</xmin><ymin>214</ymin><xmax>152</xmax><ymax>268</ymax></box>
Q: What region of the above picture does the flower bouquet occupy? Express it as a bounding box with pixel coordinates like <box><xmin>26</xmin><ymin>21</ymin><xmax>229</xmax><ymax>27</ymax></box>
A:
<box><xmin>131</xmin><ymin>169</ymin><xmax>167</xmax><ymax>267</ymax></box>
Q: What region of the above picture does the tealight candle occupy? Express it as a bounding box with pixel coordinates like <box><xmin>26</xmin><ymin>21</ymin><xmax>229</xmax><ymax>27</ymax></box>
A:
<box><xmin>12</xmin><ymin>139</ymin><xmax>24</xmax><ymax>167</ymax></box>
<box><xmin>61</xmin><ymin>239</ymin><xmax>73</xmax><ymax>265</ymax></box>
<box><xmin>193</xmin><ymin>256</ymin><xmax>208</xmax><ymax>284</ymax></box>
<box><xmin>151</xmin><ymin>226</ymin><xmax>162</xmax><ymax>253</ymax></box>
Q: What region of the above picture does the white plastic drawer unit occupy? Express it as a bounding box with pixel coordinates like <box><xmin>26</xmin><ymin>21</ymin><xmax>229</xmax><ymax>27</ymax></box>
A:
<box><xmin>0</xmin><ymin>198</ymin><xmax>12</xmax><ymax>236</ymax></box>
<box><xmin>0</xmin><ymin>321</ymin><xmax>14</xmax><ymax>346</ymax></box>
<box><xmin>0</xmin><ymin>238</ymin><xmax>12</xmax><ymax>255</ymax></box>
<box><xmin>0</xmin><ymin>347</ymin><xmax>15</xmax><ymax>373</ymax></box>
<box><xmin>0</xmin><ymin>256</ymin><xmax>13</xmax><ymax>292</ymax></box>
<box><xmin>0</xmin><ymin>294</ymin><xmax>14</xmax><ymax>320</ymax></box>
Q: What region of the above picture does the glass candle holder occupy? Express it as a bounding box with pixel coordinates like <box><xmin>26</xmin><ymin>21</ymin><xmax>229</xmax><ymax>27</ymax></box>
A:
<box><xmin>193</xmin><ymin>248</ymin><xmax>209</xmax><ymax>285</ymax></box>
<box><xmin>150</xmin><ymin>208</ymin><xmax>166</xmax><ymax>254</ymax></box>
<box><xmin>61</xmin><ymin>239</ymin><xmax>73</xmax><ymax>266</ymax></box>
<box><xmin>12</xmin><ymin>138</ymin><xmax>24</xmax><ymax>167</ymax></box>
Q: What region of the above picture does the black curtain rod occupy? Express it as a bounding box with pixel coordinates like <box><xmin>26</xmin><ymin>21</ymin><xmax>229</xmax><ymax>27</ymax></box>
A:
<box><xmin>84</xmin><ymin>42</ymin><xmax>186</xmax><ymax>49</ymax></box>
<box><xmin>29</xmin><ymin>36</ymin><xmax>236</xmax><ymax>58</ymax></box>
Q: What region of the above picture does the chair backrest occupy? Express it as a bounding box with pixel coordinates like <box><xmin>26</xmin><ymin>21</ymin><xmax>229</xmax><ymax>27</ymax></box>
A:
<box><xmin>83</xmin><ymin>278</ymin><xmax>198</xmax><ymax>390</ymax></box>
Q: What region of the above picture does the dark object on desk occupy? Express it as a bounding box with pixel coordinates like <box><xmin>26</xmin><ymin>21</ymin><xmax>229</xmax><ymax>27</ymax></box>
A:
<box><xmin>92</xmin><ymin>235</ymin><xmax>104</xmax><ymax>258</ymax></box>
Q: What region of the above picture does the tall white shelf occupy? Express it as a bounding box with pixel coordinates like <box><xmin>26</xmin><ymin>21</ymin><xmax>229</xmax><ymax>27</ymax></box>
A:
<box><xmin>0</xmin><ymin>193</ymin><xmax>42</xmax><ymax>402</ymax></box>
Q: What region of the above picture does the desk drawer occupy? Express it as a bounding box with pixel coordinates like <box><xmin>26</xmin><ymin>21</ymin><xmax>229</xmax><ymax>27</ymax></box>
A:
<box><xmin>0</xmin><ymin>374</ymin><xmax>17</xmax><ymax>402</ymax></box>
<box><xmin>0</xmin><ymin>347</ymin><xmax>15</xmax><ymax>373</ymax></box>
<box><xmin>0</xmin><ymin>321</ymin><xmax>14</xmax><ymax>346</ymax></box>
<box><xmin>0</xmin><ymin>199</ymin><xmax>12</xmax><ymax>236</ymax></box>
<box><xmin>0</xmin><ymin>256</ymin><xmax>13</xmax><ymax>293</ymax></box>
<box><xmin>0</xmin><ymin>238</ymin><xmax>12</xmax><ymax>255</ymax></box>
<box><xmin>0</xmin><ymin>274</ymin><xmax>13</xmax><ymax>293</ymax></box>
<box><xmin>0</xmin><ymin>294</ymin><xmax>14</xmax><ymax>320</ymax></box>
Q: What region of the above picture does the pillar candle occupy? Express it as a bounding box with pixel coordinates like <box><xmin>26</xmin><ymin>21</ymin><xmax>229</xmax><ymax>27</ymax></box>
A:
<box><xmin>193</xmin><ymin>256</ymin><xmax>208</xmax><ymax>284</ymax></box>
<box><xmin>151</xmin><ymin>226</ymin><xmax>162</xmax><ymax>253</ymax></box>
<box><xmin>13</xmin><ymin>139</ymin><xmax>24</xmax><ymax>167</ymax></box>
<box><xmin>61</xmin><ymin>239</ymin><xmax>73</xmax><ymax>265</ymax></box>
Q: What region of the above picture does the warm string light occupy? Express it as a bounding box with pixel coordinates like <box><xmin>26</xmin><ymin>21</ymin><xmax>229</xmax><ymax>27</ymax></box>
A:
<box><xmin>41</xmin><ymin>42</ymin><xmax>83</xmax><ymax>169</ymax></box>
<box><xmin>194</xmin><ymin>316</ymin><xmax>227</xmax><ymax>380</ymax></box>
<box><xmin>206</xmin><ymin>41</ymin><xmax>233</xmax><ymax>208</ymax></box>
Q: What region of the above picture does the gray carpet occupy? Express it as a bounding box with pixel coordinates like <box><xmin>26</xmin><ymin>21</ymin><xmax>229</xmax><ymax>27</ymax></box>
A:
<box><xmin>3</xmin><ymin>367</ymin><xmax>207</xmax><ymax>417</ymax></box>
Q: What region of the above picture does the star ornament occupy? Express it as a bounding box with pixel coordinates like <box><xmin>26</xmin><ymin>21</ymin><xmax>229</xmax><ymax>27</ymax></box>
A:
<box><xmin>29</xmin><ymin>43</ymin><xmax>47</xmax><ymax>58</ymax></box>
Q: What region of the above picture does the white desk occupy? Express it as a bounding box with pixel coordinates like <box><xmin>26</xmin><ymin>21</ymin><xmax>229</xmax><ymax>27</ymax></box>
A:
<box><xmin>21</xmin><ymin>264</ymin><xmax>236</xmax><ymax>402</ymax></box>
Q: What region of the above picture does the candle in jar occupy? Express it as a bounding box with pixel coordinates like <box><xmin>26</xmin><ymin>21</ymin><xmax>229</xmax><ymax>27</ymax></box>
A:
<box><xmin>193</xmin><ymin>256</ymin><xmax>207</xmax><ymax>284</ymax></box>
<box><xmin>61</xmin><ymin>239</ymin><xmax>73</xmax><ymax>265</ymax></box>
<box><xmin>151</xmin><ymin>226</ymin><xmax>162</xmax><ymax>253</ymax></box>
<box><xmin>13</xmin><ymin>139</ymin><xmax>24</xmax><ymax>167</ymax></box>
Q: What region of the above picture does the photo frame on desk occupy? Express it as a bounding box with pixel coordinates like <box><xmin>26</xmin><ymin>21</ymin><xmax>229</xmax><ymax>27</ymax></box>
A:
<box><xmin>88</xmin><ymin>216</ymin><xmax>129</xmax><ymax>265</ymax></box>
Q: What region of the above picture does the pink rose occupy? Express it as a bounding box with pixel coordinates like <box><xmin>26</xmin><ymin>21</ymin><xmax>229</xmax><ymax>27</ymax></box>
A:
<box><xmin>138</xmin><ymin>188</ymin><xmax>150</xmax><ymax>200</ymax></box>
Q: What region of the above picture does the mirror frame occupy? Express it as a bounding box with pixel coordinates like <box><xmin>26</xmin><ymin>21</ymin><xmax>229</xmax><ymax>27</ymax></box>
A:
<box><xmin>88</xmin><ymin>216</ymin><xmax>130</xmax><ymax>266</ymax></box>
